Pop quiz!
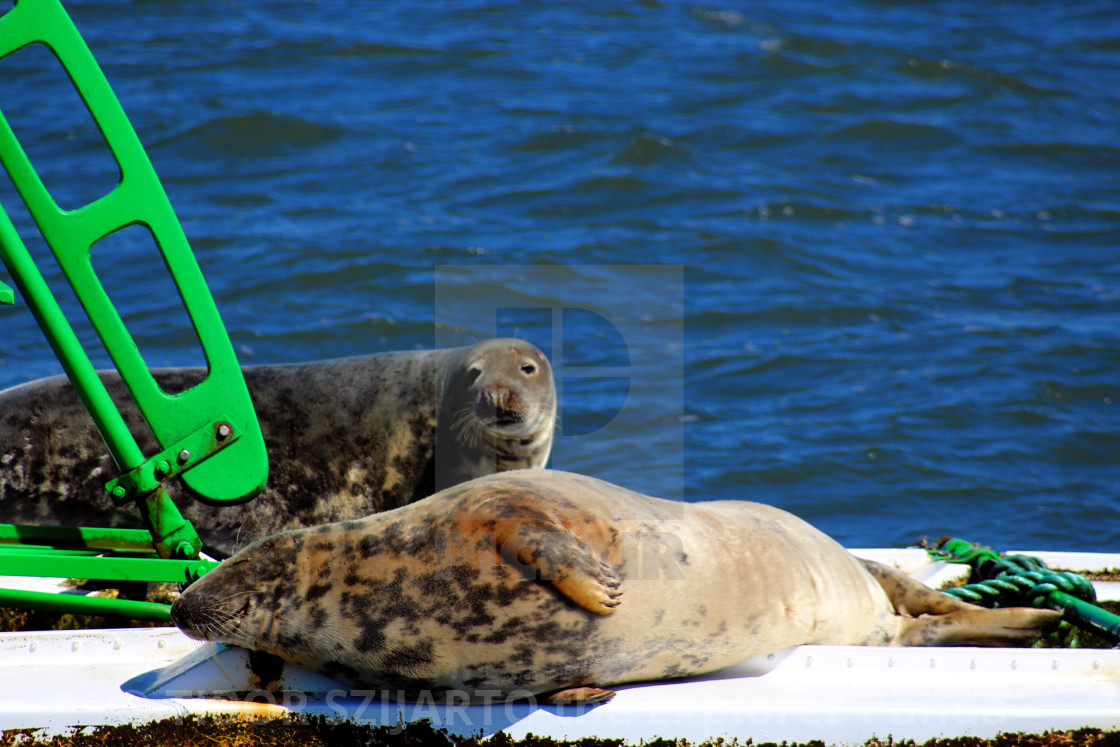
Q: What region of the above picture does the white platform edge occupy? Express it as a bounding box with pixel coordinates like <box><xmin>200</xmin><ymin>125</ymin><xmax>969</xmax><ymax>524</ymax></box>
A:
<box><xmin>2</xmin><ymin>548</ymin><xmax>1120</xmax><ymax>743</ymax></box>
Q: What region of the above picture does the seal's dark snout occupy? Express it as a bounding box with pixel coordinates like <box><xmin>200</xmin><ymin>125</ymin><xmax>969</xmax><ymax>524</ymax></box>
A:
<box><xmin>478</xmin><ymin>385</ymin><xmax>525</xmax><ymax>425</ymax></box>
<box><xmin>486</xmin><ymin>386</ymin><xmax>510</xmax><ymax>409</ymax></box>
<box><xmin>170</xmin><ymin>593</ymin><xmax>197</xmax><ymax>631</ymax></box>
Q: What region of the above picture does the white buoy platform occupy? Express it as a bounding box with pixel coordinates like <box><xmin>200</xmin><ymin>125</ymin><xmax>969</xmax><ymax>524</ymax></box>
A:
<box><xmin>2</xmin><ymin>549</ymin><xmax>1119</xmax><ymax>743</ymax></box>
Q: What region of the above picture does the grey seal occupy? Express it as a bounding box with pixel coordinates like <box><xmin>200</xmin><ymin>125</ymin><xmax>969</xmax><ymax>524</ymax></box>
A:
<box><xmin>171</xmin><ymin>469</ymin><xmax>1061</xmax><ymax>704</ymax></box>
<box><xmin>0</xmin><ymin>338</ymin><xmax>556</xmax><ymax>556</ymax></box>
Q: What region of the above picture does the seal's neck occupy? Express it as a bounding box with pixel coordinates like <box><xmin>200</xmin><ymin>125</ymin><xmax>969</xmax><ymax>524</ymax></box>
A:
<box><xmin>494</xmin><ymin>428</ymin><xmax>553</xmax><ymax>469</ymax></box>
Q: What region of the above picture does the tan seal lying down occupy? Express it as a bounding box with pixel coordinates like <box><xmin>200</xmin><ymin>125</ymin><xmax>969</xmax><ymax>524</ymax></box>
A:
<box><xmin>0</xmin><ymin>338</ymin><xmax>555</xmax><ymax>556</ymax></box>
<box><xmin>171</xmin><ymin>470</ymin><xmax>1061</xmax><ymax>704</ymax></box>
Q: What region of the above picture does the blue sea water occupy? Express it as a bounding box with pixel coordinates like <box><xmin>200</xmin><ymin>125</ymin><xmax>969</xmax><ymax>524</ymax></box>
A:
<box><xmin>0</xmin><ymin>0</ymin><xmax>1118</xmax><ymax>551</ymax></box>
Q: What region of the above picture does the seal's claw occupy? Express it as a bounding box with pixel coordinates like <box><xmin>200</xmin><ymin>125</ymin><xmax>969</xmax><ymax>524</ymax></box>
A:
<box><xmin>600</xmin><ymin>567</ymin><xmax>621</xmax><ymax>589</ymax></box>
<box><xmin>556</xmin><ymin>572</ymin><xmax>624</xmax><ymax>615</ymax></box>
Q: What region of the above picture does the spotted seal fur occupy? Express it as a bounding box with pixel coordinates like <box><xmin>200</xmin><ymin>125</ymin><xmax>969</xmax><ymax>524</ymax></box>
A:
<box><xmin>171</xmin><ymin>469</ymin><xmax>1061</xmax><ymax>704</ymax></box>
<box><xmin>0</xmin><ymin>339</ymin><xmax>555</xmax><ymax>556</ymax></box>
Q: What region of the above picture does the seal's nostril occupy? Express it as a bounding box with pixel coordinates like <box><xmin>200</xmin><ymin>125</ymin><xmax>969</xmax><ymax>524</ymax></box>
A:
<box><xmin>169</xmin><ymin>594</ymin><xmax>188</xmax><ymax>626</ymax></box>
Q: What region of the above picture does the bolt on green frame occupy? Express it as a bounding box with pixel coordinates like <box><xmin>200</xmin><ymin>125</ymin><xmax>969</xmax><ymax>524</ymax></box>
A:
<box><xmin>0</xmin><ymin>0</ymin><xmax>268</xmax><ymax>621</ymax></box>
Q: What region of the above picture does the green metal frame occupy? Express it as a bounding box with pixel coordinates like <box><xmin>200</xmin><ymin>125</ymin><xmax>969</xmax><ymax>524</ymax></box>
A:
<box><xmin>0</xmin><ymin>0</ymin><xmax>266</xmax><ymax>620</ymax></box>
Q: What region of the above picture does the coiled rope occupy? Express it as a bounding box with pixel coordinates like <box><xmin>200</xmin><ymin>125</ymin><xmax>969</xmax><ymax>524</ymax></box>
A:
<box><xmin>926</xmin><ymin>537</ymin><xmax>1120</xmax><ymax>645</ymax></box>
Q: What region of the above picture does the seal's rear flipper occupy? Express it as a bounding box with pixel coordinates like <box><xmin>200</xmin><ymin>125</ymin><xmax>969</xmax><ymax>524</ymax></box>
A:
<box><xmin>861</xmin><ymin>558</ymin><xmax>975</xmax><ymax>616</ymax></box>
<box><xmin>860</xmin><ymin>558</ymin><xmax>1062</xmax><ymax>646</ymax></box>
<box><xmin>546</xmin><ymin>686</ymin><xmax>616</xmax><ymax>705</ymax></box>
<box><xmin>895</xmin><ymin>607</ymin><xmax>1063</xmax><ymax>647</ymax></box>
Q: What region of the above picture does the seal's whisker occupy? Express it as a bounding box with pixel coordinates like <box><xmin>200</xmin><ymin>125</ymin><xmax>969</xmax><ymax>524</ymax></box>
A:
<box><xmin>196</xmin><ymin>608</ymin><xmax>242</xmax><ymax>641</ymax></box>
<box><xmin>452</xmin><ymin>405</ymin><xmax>486</xmax><ymax>448</ymax></box>
<box><xmin>233</xmin><ymin>522</ymin><xmax>249</xmax><ymax>555</ymax></box>
<box><xmin>205</xmin><ymin>640</ymin><xmax>243</xmax><ymax>686</ymax></box>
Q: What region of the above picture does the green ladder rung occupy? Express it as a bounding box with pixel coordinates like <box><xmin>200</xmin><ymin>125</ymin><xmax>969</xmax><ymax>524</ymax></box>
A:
<box><xmin>0</xmin><ymin>586</ymin><xmax>171</xmax><ymax>622</ymax></box>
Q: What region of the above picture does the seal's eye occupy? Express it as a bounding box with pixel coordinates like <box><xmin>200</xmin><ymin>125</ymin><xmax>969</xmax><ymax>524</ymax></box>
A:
<box><xmin>520</xmin><ymin>363</ymin><xmax>536</xmax><ymax>375</ymax></box>
<box><xmin>467</xmin><ymin>367</ymin><xmax>482</xmax><ymax>384</ymax></box>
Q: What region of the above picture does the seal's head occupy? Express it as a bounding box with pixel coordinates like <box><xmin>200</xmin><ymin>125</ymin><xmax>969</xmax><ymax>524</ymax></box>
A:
<box><xmin>171</xmin><ymin>533</ymin><xmax>308</xmax><ymax>656</ymax></box>
<box><xmin>170</xmin><ymin>521</ymin><xmax>455</xmax><ymax>687</ymax></box>
<box><xmin>454</xmin><ymin>339</ymin><xmax>556</xmax><ymax>445</ymax></box>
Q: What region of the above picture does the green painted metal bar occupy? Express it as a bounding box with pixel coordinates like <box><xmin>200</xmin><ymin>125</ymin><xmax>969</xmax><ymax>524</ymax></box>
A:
<box><xmin>0</xmin><ymin>586</ymin><xmax>172</xmax><ymax>621</ymax></box>
<box><xmin>0</xmin><ymin>546</ymin><xmax>104</xmax><ymax>557</ymax></box>
<box><xmin>0</xmin><ymin>0</ymin><xmax>261</xmax><ymax>622</ymax></box>
<box><xmin>0</xmin><ymin>206</ymin><xmax>201</xmax><ymax>560</ymax></box>
<box><xmin>1</xmin><ymin>554</ymin><xmax>219</xmax><ymax>584</ymax></box>
<box><xmin>0</xmin><ymin>203</ymin><xmax>148</xmax><ymax>473</ymax></box>
<box><xmin>0</xmin><ymin>0</ymin><xmax>268</xmax><ymax>536</ymax></box>
<box><xmin>0</xmin><ymin>523</ymin><xmax>157</xmax><ymax>552</ymax></box>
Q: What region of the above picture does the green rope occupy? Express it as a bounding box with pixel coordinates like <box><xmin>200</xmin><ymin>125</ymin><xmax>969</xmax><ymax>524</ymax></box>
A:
<box><xmin>944</xmin><ymin>569</ymin><xmax>1096</xmax><ymax>608</ymax></box>
<box><xmin>926</xmin><ymin>537</ymin><xmax>1120</xmax><ymax>645</ymax></box>
<box><xmin>929</xmin><ymin>537</ymin><xmax>1003</xmax><ymax>576</ymax></box>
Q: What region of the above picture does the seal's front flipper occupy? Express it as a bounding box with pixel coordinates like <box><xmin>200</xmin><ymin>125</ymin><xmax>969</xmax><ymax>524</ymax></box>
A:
<box><xmin>552</xmin><ymin>556</ymin><xmax>622</xmax><ymax>615</ymax></box>
<box><xmin>546</xmin><ymin>686</ymin><xmax>616</xmax><ymax>705</ymax></box>
<box><xmin>496</xmin><ymin>521</ymin><xmax>623</xmax><ymax>615</ymax></box>
<box><xmin>896</xmin><ymin>607</ymin><xmax>1062</xmax><ymax>647</ymax></box>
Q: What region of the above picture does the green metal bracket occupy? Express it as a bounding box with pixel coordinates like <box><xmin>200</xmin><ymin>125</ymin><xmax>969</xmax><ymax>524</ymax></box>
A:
<box><xmin>0</xmin><ymin>0</ymin><xmax>268</xmax><ymax>524</ymax></box>
<box><xmin>0</xmin><ymin>278</ymin><xmax>12</xmax><ymax>304</ymax></box>
<box><xmin>105</xmin><ymin>417</ymin><xmax>241</xmax><ymax>506</ymax></box>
